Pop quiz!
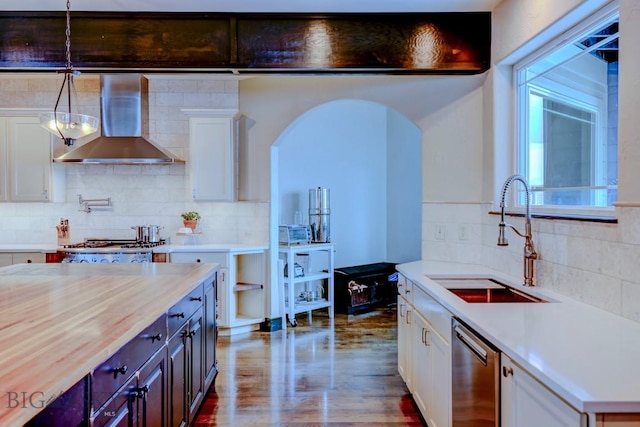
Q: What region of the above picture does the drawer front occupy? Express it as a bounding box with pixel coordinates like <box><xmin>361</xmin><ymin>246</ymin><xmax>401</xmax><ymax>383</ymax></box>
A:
<box><xmin>92</xmin><ymin>314</ymin><xmax>167</xmax><ymax>411</ymax></box>
<box><xmin>404</xmin><ymin>279</ymin><xmax>414</xmax><ymax>305</ymax></box>
<box><xmin>170</xmin><ymin>252</ymin><xmax>227</xmax><ymax>266</ymax></box>
<box><xmin>413</xmin><ymin>285</ymin><xmax>451</xmax><ymax>342</ymax></box>
<box><xmin>0</xmin><ymin>253</ymin><xmax>11</xmax><ymax>267</ymax></box>
<box><xmin>12</xmin><ymin>252</ymin><xmax>45</xmax><ymax>264</ymax></box>
<box><xmin>168</xmin><ymin>283</ymin><xmax>204</xmax><ymax>337</ymax></box>
<box><xmin>90</xmin><ymin>374</ymin><xmax>137</xmax><ymax>427</ymax></box>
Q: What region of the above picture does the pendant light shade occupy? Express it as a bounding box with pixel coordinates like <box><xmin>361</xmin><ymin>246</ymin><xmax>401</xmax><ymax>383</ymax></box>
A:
<box><xmin>40</xmin><ymin>112</ymin><xmax>99</xmax><ymax>141</ymax></box>
<box><xmin>40</xmin><ymin>0</ymin><xmax>99</xmax><ymax>146</ymax></box>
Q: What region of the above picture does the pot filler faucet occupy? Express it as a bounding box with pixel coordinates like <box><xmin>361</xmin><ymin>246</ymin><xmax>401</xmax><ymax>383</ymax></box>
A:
<box><xmin>498</xmin><ymin>175</ymin><xmax>538</xmax><ymax>287</ymax></box>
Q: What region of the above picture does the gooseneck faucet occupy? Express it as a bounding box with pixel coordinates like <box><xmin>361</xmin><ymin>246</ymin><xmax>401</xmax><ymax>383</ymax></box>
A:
<box><xmin>498</xmin><ymin>175</ymin><xmax>538</xmax><ymax>287</ymax></box>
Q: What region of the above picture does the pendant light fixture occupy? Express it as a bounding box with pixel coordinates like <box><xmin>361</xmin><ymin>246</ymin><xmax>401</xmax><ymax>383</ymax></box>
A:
<box><xmin>39</xmin><ymin>0</ymin><xmax>99</xmax><ymax>146</ymax></box>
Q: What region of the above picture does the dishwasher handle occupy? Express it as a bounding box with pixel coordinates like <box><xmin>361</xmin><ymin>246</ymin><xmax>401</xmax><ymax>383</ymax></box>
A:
<box><xmin>454</xmin><ymin>323</ymin><xmax>489</xmax><ymax>366</ymax></box>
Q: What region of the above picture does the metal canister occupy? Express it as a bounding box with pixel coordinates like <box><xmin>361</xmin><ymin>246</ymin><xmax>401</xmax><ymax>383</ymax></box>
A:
<box><xmin>308</xmin><ymin>187</ymin><xmax>330</xmax><ymax>243</ymax></box>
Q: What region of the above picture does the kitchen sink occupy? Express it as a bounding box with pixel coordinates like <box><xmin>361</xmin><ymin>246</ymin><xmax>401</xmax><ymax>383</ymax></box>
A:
<box><xmin>432</xmin><ymin>278</ymin><xmax>548</xmax><ymax>303</ymax></box>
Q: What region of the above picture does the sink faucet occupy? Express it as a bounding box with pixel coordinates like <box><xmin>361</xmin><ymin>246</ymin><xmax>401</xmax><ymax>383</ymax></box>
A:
<box><xmin>497</xmin><ymin>175</ymin><xmax>538</xmax><ymax>287</ymax></box>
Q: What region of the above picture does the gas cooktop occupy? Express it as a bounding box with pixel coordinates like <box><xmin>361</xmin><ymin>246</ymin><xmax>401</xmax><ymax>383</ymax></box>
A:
<box><xmin>62</xmin><ymin>239</ymin><xmax>166</xmax><ymax>250</ymax></box>
<box><xmin>59</xmin><ymin>239</ymin><xmax>167</xmax><ymax>263</ymax></box>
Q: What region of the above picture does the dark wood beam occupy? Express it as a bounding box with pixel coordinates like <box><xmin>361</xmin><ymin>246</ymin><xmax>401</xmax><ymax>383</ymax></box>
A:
<box><xmin>0</xmin><ymin>12</ymin><xmax>491</xmax><ymax>74</ymax></box>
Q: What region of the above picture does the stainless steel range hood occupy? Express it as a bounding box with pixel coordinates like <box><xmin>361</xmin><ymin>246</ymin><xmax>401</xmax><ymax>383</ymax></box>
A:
<box><xmin>54</xmin><ymin>74</ymin><xmax>185</xmax><ymax>164</ymax></box>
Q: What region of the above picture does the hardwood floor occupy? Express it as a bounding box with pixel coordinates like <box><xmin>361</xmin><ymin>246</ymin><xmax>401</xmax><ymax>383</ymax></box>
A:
<box><xmin>194</xmin><ymin>306</ymin><xmax>426</xmax><ymax>426</ymax></box>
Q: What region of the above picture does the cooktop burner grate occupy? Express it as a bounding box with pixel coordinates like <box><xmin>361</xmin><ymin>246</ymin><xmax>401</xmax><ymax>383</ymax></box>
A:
<box><xmin>63</xmin><ymin>239</ymin><xmax>166</xmax><ymax>249</ymax></box>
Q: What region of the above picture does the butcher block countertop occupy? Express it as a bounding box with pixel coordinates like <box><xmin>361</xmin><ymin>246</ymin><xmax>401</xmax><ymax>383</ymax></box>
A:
<box><xmin>0</xmin><ymin>262</ymin><xmax>218</xmax><ymax>426</ymax></box>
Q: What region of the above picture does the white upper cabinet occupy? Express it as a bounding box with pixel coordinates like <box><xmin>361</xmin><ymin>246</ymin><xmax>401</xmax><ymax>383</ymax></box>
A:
<box><xmin>0</xmin><ymin>115</ymin><xmax>60</xmax><ymax>202</ymax></box>
<box><xmin>184</xmin><ymin>109</ymin><xmax>239</xmax><ymax>201</ymax></box>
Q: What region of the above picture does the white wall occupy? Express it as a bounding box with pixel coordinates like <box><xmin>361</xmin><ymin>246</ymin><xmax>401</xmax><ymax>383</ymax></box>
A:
<box><xmin>277</xmin><ymin>99</ymin><xmax>421</xmax><ymax>268</ymax></box>
<box><xmin>387</xmin><ymin>108</ymin><xmax>422</xmax><ymax>264</ymax></box>
<box><xmin>277</xmin><ymin>100</ymin><xmax>388</xmax><ymax>268</ymax></box>
<box><xmin>0</xmin><ymin>75</ymin><xmax>268</xmax><ymax>245</ymax></box>
<box><xmin>465</xmin><ymin>0</ymin><xmax>640</xmax><ymax>322</ymax></box>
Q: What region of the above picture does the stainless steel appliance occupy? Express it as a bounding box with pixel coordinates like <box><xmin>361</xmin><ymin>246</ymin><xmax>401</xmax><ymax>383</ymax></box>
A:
<box><xmin>131</xmin><ymin>225</ymin><xmax>164</xmax><ymax>243</ymax></box>
<box><xmin>279</xmin><ymin>224</ymin><xmax>311</xmax><ymax>245</ymax></box>
<box><xmin>58</xmin><ymin>238</ymin><xmax>166</xmax><ymax>263</ymax></box>
<box><xmin>309</xmin><ymin>187</ymin><xmax>330</xmax><ymax>243</ymax></box>
<box><xmin>451</xmin><ymin>318</ymin><xmax>500</xmax><ymax>427</ymax></box>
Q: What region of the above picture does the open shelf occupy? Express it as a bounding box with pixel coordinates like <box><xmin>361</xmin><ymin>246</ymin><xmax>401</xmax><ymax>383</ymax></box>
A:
<box><xmin>279</xmin><ymin>243</ymin><xmax>334</xmax><ymax>327</ymax></box>
<box><xmin>234</xmin><ymin>282</ymin><xmax>263</xmax><ymax>292</ymax></box>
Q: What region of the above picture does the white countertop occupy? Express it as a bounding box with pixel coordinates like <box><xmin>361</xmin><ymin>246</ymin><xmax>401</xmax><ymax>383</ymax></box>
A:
<box><xmin>0</xmin><ymin>243</ymin><xmax>268</xmax><ymax>254</ymax></box>
<box><xmin>152</xmin><ymin>242</ymin><xmax>268</xmax><ymax>254</ymax></box>
<box><xmin>397</xmin><ymin>260</ymin><xmax>640</xmax><ymax>414</ymax></box>
<box><xmin>0</xmin><ymin>244</ymin><xmax>58</xmax><ymax>253</ymax></box>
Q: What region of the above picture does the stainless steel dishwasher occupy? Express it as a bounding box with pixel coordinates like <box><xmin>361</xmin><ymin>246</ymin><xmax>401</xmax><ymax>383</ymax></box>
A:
<box><xmin>451</xmin><ymin>318</ymin><xmax>500</xmax><ymax>427</ymax></box>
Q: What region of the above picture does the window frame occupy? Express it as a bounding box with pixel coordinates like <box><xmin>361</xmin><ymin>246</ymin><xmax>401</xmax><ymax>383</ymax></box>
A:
<box><xmin>511</xmin><ymin>5</ymin><xmax>619</xmax><ymax>219</ymax></box>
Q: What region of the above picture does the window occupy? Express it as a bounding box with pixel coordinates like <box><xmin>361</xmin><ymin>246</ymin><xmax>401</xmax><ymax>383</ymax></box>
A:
<box><xmin>514</xmin><ymin>8</ymin><xmax>618</xmax><ymax>216</ymax></box>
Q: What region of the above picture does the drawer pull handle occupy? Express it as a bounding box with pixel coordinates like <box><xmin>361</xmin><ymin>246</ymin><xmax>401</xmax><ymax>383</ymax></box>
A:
<box><xmin>191</xmin><ymin>296</ymin><xmax>203</xmax><ymax>302</ymax></box>
<box><xmin>150</xmin><ymin>333</ymin><xmax>163</xmax><ymax>343</ymax></box>
<box><xmin>174</xmin><ymin>312</ymin><xmax>185</xmax><ymax>319</ymax></box>
<box><xmin>136</xmin><ymin>385</ymin><xmax>149</xmax><ymax>398</ymax></box>
<box><xmin>113</xmin><ymin>365</ymin><xmax>128</xmax><ymax>378</ymax></box>
<box><xmin>502</xmin><ymin>366</ymin><xmax>513</xmax><ymax>377</ymax></box>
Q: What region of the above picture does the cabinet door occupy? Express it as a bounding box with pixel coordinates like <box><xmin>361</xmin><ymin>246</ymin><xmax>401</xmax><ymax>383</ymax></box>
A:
<box><xmin>204</xmin><ymin>276</ymin><xmax>218</xmax><ymax>390</ymax></box>
<box><xmin>427</xmin><ymin>327</ymin><xmax>450</xmax><ymax>427</ymax></box>
<box><xmin>411</xmin><ymin>311</ymin><xmax>430</xmax><ymax>417</ymax></box>
<box><xmin>168</xmin><ymin>326</ymin><xmax>188</xmax><ymax>427</ymax></box>
<box><xmin>189</xmin><ymin>115</ymin><xmax>236</xmax><ymax>201</ymax></box>
<box><xmin>8</xmin><ymin>116</ymin><xmax>52</xmax><ymax>201</ymax></box>
<box><xmin>138</xmin><ymin>347</ymin><xmax>168</xmax><ymax>427</ymax></box>
<box><xmin>397</xmin><ymin>295</ymin><xmax>412</xmax><ymax>390</ymax></box>
<box><xmin>502</xmin><ymin>355</ymin><xmax>585</xmax><ymax>427</ymax></box>
<box><xmin>187</xmin><ymin>308</ymin><xmax>204</xmax><ymax>422</ymax></box>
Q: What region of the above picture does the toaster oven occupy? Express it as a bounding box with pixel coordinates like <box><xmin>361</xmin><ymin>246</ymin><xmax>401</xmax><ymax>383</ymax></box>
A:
<box><xmin>279</xmin><ymin>225</ymin><xmax>311</xmax><ymax>245</ymax></box>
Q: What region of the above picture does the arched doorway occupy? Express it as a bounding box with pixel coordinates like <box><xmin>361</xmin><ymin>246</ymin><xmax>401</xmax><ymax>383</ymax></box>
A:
<box><xmin>269</xmin><ymin>99</ymin><xmax>421</xmax><ymax>321</ymax></box>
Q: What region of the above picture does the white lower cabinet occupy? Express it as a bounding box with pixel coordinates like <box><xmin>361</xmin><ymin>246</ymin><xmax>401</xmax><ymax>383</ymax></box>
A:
<box><xmin>427</xmin><ymin>321</ymin><xmax>450</xmax><ymax>427</ymax></box>
<box><xmin>0</xmin><ymin>252</ymin><xmax>45</xmax><ymax>267</ymax></box>
<box><xmin>169</xmin><ymin>248</ymin><xmax>266</xmax><ymax>336</ymax></box>
<box><xmin>397</xmin><ymin>273</ymin><xmax>451</xmax><ymax>427</ymax></box>
<box><xmin>501</xmin><ymin>354</ymin><xmax>586</xmax><ymax>427</ymax></box>
<box><xmin>397</xmin><ymin>293</ymin><xmax>413</xmax><ymax>390</ymax></box>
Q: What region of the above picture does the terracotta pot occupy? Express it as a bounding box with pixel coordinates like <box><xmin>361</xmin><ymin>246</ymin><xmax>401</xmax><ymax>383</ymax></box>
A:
<box><xmin>183</xmin><ymin>219</ymin><xmax>198</xmax><ymax>231</ymax></box>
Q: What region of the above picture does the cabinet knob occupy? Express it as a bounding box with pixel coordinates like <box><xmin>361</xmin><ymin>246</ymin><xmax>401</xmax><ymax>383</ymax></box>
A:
<box><xmin>502</xmin><ymin>366</ymin><xmax>514</xmax><ymax>377</ymax></box>
<box><xmin>196</xmin><ymin>259</ymin><xmax>201</xmax><ymax>263</ymax></box>
<box><xmin>150</xmin><ymin>333</ymin><xmax>163</xmax><ymax>343</ymax></box>
<box><xmin>136</xmin><ymin>385</ymin><xmax>149</xmax><ymax>398</ymax></box>
<box><xmin>188</xmin><ymin>330</ymin><xmax>197</xmax><ymax>337</ymax></box>
<box><xmin>113</xmin><ymin>365</ymin><xmax>128</xmax><ymax>378</ymax></box>
<box><xmin>26</xmin><ymin>259</ymin><xmax>32</xmax><ymax>263</ymax></box>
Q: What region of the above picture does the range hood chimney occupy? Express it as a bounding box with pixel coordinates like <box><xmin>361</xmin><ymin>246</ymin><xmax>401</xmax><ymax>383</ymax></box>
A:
<box><xmin>54</xmin><ymin>74</ymin><xmax>184</xmax><ymax>164</ymax></box>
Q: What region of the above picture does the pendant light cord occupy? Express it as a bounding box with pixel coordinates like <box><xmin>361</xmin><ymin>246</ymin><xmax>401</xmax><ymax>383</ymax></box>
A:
<box><xmin>53</xmin><ymin>0</ymin><xmax>76</xmax><ymax>143</ymax></box>
<box><xmin>65</xmin><ymin>0</ymin><xmax>72</xmax><ymax>70</ymax></box>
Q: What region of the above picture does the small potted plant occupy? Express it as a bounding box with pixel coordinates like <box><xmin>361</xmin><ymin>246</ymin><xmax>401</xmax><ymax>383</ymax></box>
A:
<box><xmin>181</xmin><ymin>211</ymin><xmax>201</xmax><ymax>231</ymax></box>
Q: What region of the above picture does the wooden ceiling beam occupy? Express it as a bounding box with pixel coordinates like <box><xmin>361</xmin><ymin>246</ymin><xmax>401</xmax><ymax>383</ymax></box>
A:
<box><xmin>0</xmin><ymin>12</ymin><xmax>491</xmax><ymax>74</ymax></box>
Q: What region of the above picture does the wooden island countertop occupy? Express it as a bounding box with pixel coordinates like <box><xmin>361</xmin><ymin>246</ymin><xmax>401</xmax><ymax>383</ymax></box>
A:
<box><xmin>0</xmin><ymin>262</ymin><xmax>218</xmax><ymax>426</ymax></box>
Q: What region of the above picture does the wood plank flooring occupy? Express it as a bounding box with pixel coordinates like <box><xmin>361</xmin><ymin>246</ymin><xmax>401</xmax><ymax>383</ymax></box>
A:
<box><xmin>194</xmin><ymin>307</ymin><xmax>426</xmax><ymax>426</ymax></box>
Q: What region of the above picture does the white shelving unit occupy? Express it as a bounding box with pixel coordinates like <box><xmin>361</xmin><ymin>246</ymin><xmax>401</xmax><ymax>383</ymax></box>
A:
<box><xmin>278</xmin><ymin>243</ymin><xmax>334</xmax><ymax>327</ymax></box>
<box><xmin>167</xmin><ymin>245</ymin><xmax>267</xmax><ymax>336</ymax></box>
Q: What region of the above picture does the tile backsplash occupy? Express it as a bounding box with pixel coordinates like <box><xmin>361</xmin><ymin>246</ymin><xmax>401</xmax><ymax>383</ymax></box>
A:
<box><xmin>423</xmin><ymin>201</ymin><xmax>640</xmax><ymax>323</ymax></box>
<box><xmin>0</xmin><ymin>76</ymin><xmax>268</xmax><ymax>245</ymax></box>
